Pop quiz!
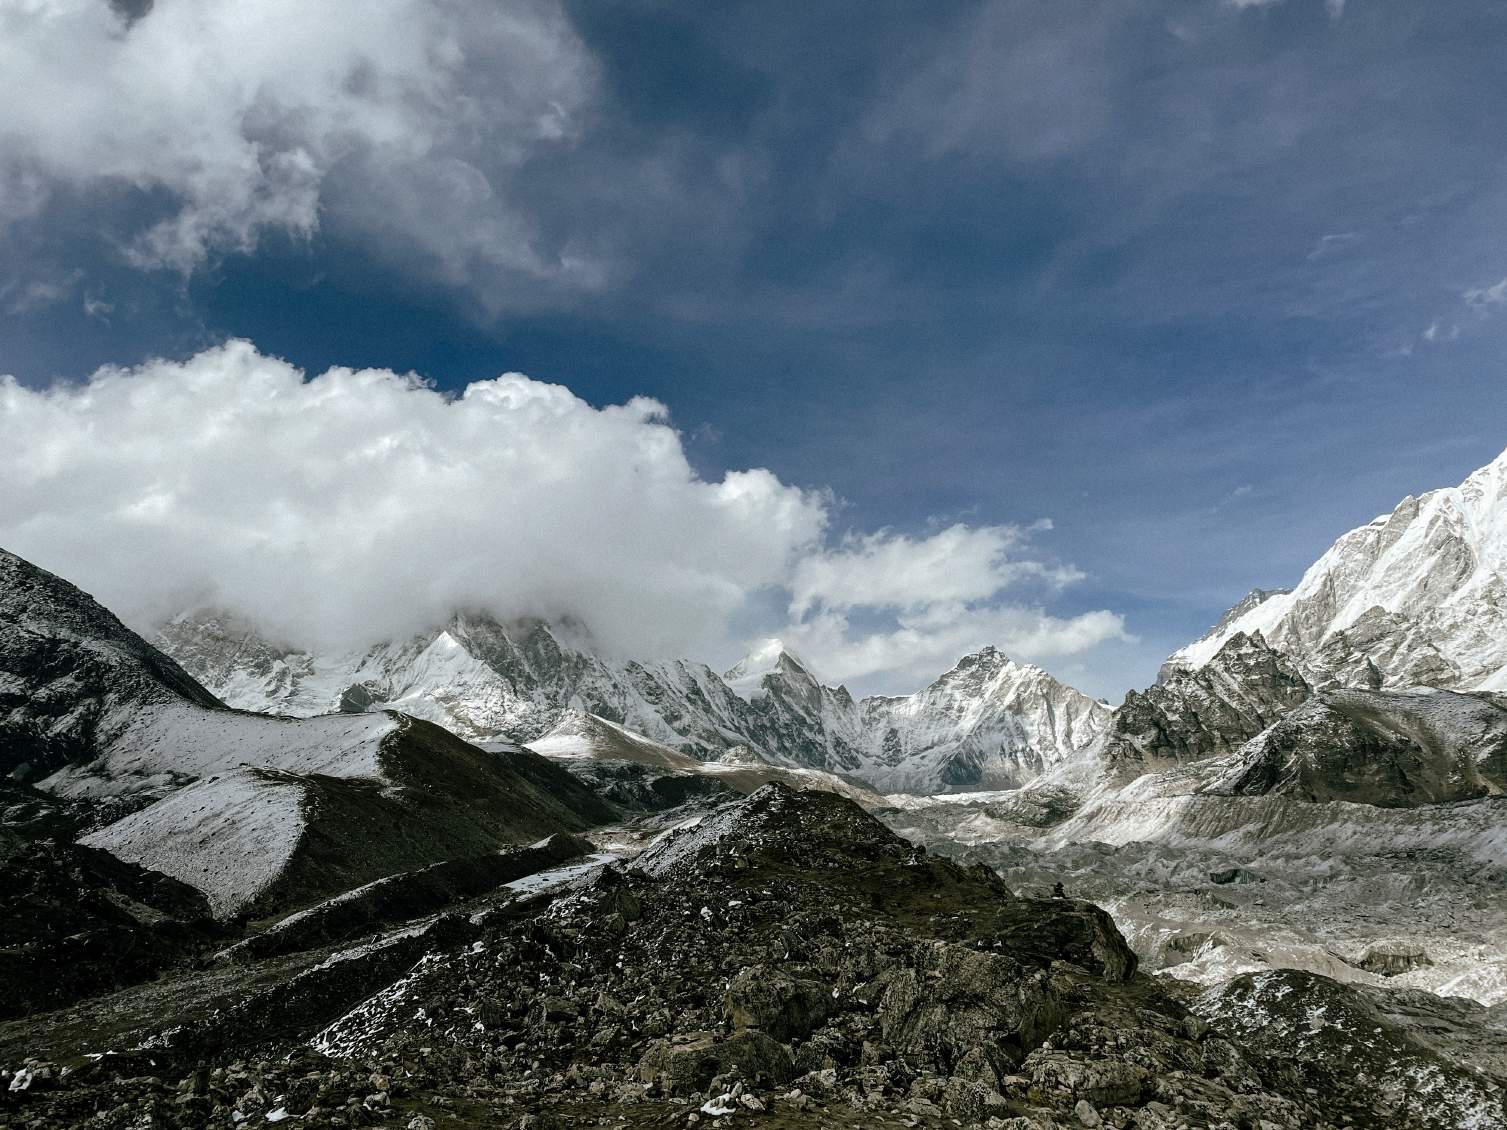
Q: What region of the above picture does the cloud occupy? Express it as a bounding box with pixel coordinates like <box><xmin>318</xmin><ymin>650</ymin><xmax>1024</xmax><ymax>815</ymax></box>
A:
<box><xmin>1306</xmin><ymin>232</ymin><xmax>1361</xmax><ymax>261</ymax></box>
<box><xmin>0</xmin><ymin>0</ymin><xmax>600</xmax><ymax>290</ymax></box>
<box><xmin>1</xmin><ymin>269</ymin><xmax>79</xmax><ymax>314</ymax></box>
<box><xmin>1422</xmin><ymin>319</ymin><xmax>1460</xmax><ymax>344</ymax></box>
<box><xmin>0</xmin><ymin>341</ymin><xmax>1126</xmax><ymax>689</ymax></box>
<box><xmin>788</xmin><ymin>522</ymin><xmax>1080</xmax><ymax>619</ymax></box>
<box><xmin>1223</xmin><ymin>0</ymin><xmax>1342</xmax><ymax>12</ymax></box>
<box><xmin>781</xmin><ymin>606</ymin><xmax>1132</xmax><ymax>693</ymax></box>
<box><xmin>862</xmin><ymin>4</ymin><xmax>1117</xmax><ymax>163</ymax></box>
<box><xmin>1464</xmin><ymin>276</ymin><xmax>1507</xmax><ymax>309</ymax></box>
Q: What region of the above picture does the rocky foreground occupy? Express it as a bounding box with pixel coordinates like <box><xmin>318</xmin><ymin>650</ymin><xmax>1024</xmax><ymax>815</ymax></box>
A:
<box><xmin>4</xmin><ymin>784</ymin><xmax>1502</xmax><ymax>1130</ymax></box>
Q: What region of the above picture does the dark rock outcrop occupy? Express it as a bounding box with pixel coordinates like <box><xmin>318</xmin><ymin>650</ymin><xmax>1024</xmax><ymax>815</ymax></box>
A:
<box><xmin>1209</xmin><ymin>687</ymin><xmax>1507</xmax><ymax>806</ymax></box>
<box><xmin>0</xmin><ymin>836</ymin><xmax>218</xmax><ymax>1018</ymax></box>
<box><xmin>1103</xmin><ymin>632</ymin><xmax>1311</xmax><ymax>781</ymax></box>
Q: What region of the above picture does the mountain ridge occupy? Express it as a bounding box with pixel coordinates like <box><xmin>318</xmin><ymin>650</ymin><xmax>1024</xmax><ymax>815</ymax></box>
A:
<box><xmin>157</xmin><ymin>612</ymin><xmax>1111</xmax><ymax>794</ymax></box>
<box><xmin>1166</xmin><ymin>445</ymin><xmax>1507</xmax><ymax>692</ymax></box>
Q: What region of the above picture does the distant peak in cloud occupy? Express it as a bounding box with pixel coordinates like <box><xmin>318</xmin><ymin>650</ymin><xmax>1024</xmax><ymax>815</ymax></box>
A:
<box><xmin>0</xmin><ymin>340</ymin><xmax>1128</xmax><ymax>693</ymax></box>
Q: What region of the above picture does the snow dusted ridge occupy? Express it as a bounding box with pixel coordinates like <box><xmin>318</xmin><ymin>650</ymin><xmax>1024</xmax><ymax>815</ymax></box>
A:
<box><xmin>158</xmin><ymin>616</ymin><xmax>1111</xmax><ymax>795</ymax></box>
<box><xmin>1165</xmin><ymin>444</ymin><xmax>1507</xmax><ymax>691</ymax></box>
<box><xmin>82</xmin><ymin>767</ymin><xmax>308</xmax><ymax>919</ymax></box>
<box><xmin>1</xmin><ymin>546</ymin><xmax>611</xmax><ymax>919</ymax></box>
<box><xmin>45</xmin><ymin>704</ymin><xmax>397</xmax><ymax>800</ymax></box>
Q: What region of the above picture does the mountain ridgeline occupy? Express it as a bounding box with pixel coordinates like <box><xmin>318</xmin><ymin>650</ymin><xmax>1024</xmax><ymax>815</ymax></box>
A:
<box><xmin>157</xmin><ymin>614</ymin><xmax>1112</xmax><ymax>795</ymax></box>
<box><xmin>1165</xmin><ymin>444</ymin><xmax>1507</xmax><ymax>691</ymax></box>
<box><xmin>155</xmin><ymin>443</ymin><xmax>1507</xmax><ymax>800</ymax></box>
<box><xmin>0</xmin><ymin>547</ymin><xmax>611</xmax><ymax>920</ymax></box>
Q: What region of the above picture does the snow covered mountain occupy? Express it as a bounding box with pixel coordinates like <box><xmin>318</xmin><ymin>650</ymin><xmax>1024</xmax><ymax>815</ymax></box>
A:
<box><xmin>0</xmin><ymin>547</ymin><xmax>222</xmax><ymax>783</ymax></box>
<box><xmin>1165</xmin><ymin>445</ymin><xmax>1507</xmax><ymax>691</ymax></box>
<box><xmin>157</xmin><ymin>613</ymin><xmax>1110</xmax><ymax>794</ymax></box>
<box><xmin>0</xmin><ymin>547</ymin><xmax>610</xmax><ymax>917</ymax></box>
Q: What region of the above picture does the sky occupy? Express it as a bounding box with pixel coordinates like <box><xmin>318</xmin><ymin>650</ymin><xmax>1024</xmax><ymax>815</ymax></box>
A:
<box><xmin>3</xmin><ymin>0</ymin><xmax>1507</xmax><ymax>701</ymax></box>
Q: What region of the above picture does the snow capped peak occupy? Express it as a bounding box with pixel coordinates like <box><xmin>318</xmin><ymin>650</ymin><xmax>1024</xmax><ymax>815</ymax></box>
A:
<box><xmin>156</xmin><ymin>600</ymin><xmax>1107</xmax><ymax>794</ymax></box>
<box><xmin>725</xmin><ymin>637</ymin><xmax>805</xmax><ymax>679</ymax></box>
<box><xmin>941</xmin><ymin>645</ymin><xmax>1015</xmax><ymax>677</ymax></box>
<box><xmin>1165</xmin><ymin>444</ymin><xmax>1507</xmax><ymax>691</ymax></box>
<box><xmin>926</xmin><ymin>646</ymin><xmax>1053</xmax><ymax>700</ymax></box>
<box><xmin>723</xmin><ymin>638</ymin><xmax>816</xmax><ymax>700</ymax></box>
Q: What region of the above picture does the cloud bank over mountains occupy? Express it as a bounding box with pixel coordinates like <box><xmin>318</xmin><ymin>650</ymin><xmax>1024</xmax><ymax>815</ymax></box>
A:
<box><xmin>0</xmin><ymin>341</ymin><xmax>1127</xmax><ymax>690</ymax></box>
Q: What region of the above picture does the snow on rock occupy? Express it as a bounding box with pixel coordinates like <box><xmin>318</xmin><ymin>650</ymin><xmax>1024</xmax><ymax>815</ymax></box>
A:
<box><xmin>723</xmin><ymin>637</ymin><xmax>807</xmax><ymax>701</ymax></box>
<box><xmin>158</xmin><ymin>612</ymin><xmax>1111</xmax><ymax>795</ymax></box>
<box><xmin>42</xmin><ymin>704</ymin><xmax>396</xmax><ymax>799</ymax></box>
<box><xmin>82</xmin><ymin>767</ymin><xmax>306</xmax><ymax>919</ymax></box>
<box><xmin>1194</xmin><ymin>970</ymin><xmax>1507</xmax><ymax>1128</ymax></box>
<box><xmin>525</xmin><ymin>710</ymin><xmax>699</xmax><ymax>770</ymax></box>
<box><xmin>1165</xmin><ymin>444</ymin><xmax>1507</xmax><ymax>691</ymax></box>
<box><xmin>1042</xmin><ymin>792</ymin><xmax>1507</xmax><ymax>863</ymax></box>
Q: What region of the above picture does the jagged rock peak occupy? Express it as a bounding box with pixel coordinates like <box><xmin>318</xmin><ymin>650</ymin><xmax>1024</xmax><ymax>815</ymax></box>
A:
<box><xmin>723</xmin><ymin>638</ymin><xmax>814</xmax><ymax>686</ymax></box>
<box><xmin>937</xmin><ymin>644</ymin><xmax>1014</xmax><ymax>678</ymax></box>
<box><xmin>1101</xmin><ymin>630</ymin><xmax>1311</xmax><ymax>781</ymax></box>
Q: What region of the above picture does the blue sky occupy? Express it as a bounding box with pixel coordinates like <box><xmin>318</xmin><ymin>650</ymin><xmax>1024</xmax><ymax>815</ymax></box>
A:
<box><xmin>4</xmin><ymin>0</ymin><xmax>1507</xmax><ymax>699</ymax></box>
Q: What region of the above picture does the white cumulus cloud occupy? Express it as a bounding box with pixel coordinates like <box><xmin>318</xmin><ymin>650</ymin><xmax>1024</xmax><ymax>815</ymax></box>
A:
<box><xmin>0</xmin><ymin>341</ymin><xmax>1128</xmax><ymax>690</ymax></box>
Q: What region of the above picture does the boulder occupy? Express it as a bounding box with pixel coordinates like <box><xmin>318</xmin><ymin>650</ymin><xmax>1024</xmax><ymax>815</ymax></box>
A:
<box><xmin>637</xmin><ymin>1029</ymin><xmax>793</xmax><ymax>1094</ymax></box>
<box><xmin>723</xmin><ymin>964</ymin><xmax>832</xmax><ymax>1041</ymax></box>
<box><xmin>877</xmin><ymin>943</ymin><xmax>1064</xmax><ymax>1077</ymax></box>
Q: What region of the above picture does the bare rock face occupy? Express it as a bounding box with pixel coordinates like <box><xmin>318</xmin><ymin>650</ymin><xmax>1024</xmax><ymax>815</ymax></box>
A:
<box><xmin>723</xmin><ymin>964</ymin><xmax>832</xmax><ymax>1041</ymax></box>
<box><xmin>1102</xmin><ymin>631</ymin><xmax>1311</xmax><ymax>780</ymax></box>
<box><xmin>1209</xmin><ymin>687</ymin><xmax>1507</xmax><ymax>806</ymax></box>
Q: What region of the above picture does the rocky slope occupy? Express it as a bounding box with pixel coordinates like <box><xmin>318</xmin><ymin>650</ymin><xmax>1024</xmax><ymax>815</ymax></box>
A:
<box><xmin>1165</xmin><ymin>443</ymin><xmax>1507</xmax><ymax>690</ymax></box>
<box><xmin>0</xmin><ymin>547</ymin><xmax>612</xmax><ymax>919</ymax></box>
<box><xmin>1100</xmin><ymin>631</ymin><xmax>1312</xmax><ymax>782</ymax></box>
<box><xmin>10</xmin><ymin>784</ymin><xmax>1500</xmax><ymax>1129</ymax></box>
<box><xmin>0</xmin><ymin>548</ymin><xmax>222</xmax><ymax>783</ymax></box>
<box><xmin>522</xmin><ymin>709</ymin><xmax>890</xmax><ymax>809</ymax></box>
<box><xmin>158</xmin><ymin>611</ymin><xmax>1111</xmax><ymax>794</ymax></box>
<box><xmin>1207</xmin><ymin>686</ymin><xmax>1507</xmax><ymax>806</ymax></box>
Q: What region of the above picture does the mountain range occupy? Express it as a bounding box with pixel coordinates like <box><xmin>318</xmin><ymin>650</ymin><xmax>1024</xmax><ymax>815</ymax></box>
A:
<box><xmin>5</xmin><ymin>448</ymin><xmax>1507</xmax><ymax>1128</ymax></box>
<box><xmin>156</xmin><ymin>612</ymin><xmax>1111</xmax><ymax>795</ymax></box>
<box><xmin>149</xmin><ymin>446</ymin><xmax>1507</xmax><ymax>799</ymax></box>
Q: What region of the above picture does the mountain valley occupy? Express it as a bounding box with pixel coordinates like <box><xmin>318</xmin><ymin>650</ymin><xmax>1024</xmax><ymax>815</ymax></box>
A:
<box><xmin>5</xmin><ymin>448</ymin><xmax>1507</xmax><ymax>1127</ymax></box>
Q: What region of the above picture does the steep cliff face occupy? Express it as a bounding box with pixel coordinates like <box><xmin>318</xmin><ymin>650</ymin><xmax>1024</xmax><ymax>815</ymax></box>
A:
<box><xmin>1165</xmin><ymin>446</ymin><xmax>1507</xmax><ymax>691</ymax></box>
